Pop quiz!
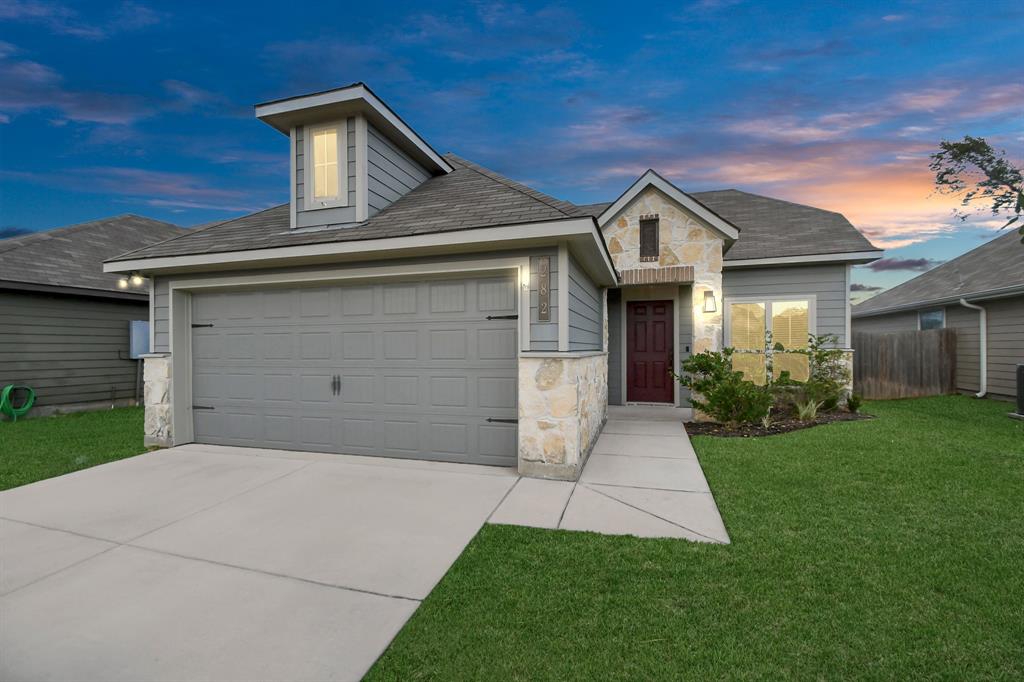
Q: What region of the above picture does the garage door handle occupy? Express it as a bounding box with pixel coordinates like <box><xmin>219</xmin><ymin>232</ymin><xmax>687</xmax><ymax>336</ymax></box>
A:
<box><xmin>330</xmin><ymin>375</ymin><xmax>340</xmax><ymax>395</ymax></box>
<box><xmin>485</xmin><ymin>314</ymin><xmax>519</xmax><ymax>320</ymax></box>
<box><xmin>193</xmin><ymin>405</ymin><xmax>215</xmax><ymax>410</ymax></box>
<box><xmin>486</xmin><ymin>418</ymin><xmax>518</xmax><ymax>424</ymax></box>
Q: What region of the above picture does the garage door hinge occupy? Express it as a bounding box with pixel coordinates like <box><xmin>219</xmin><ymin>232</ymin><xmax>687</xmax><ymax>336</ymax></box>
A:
<box><xmin>191</xmin><ymin>323</ymin><xmax>214</xmax><ymax>328</ymax></box>
<box><xmin>485</xmin><ymin>314</ymin><xmax>518</xmax><ymax>320</ymax></box>
<box><xmin>486</xmin><ymin>418</ymin><xmax>518</xmax><ymax>423</ymax></box>
<box><xmin>192</xmin><ymin>405</ymin><xmax>215</xmax><ymax>410</ymax></box>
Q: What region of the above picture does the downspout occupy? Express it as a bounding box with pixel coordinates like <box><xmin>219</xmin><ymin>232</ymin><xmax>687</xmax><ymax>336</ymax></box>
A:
<box><xmin>958</xmin><ymin>298</ymin><xmax>987</xmax><ymax>398</ymax></box>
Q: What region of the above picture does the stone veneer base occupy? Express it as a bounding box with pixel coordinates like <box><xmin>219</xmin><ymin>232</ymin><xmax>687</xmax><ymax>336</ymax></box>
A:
<box><xmin>518</xmin><ymin>353</ymin><xmax>609</xmax><ymax>481</ymax></box>
<box><xmin>142</xmin><ymin>353</ymin><xmax>173</xmax><ymax>449</ymax></box>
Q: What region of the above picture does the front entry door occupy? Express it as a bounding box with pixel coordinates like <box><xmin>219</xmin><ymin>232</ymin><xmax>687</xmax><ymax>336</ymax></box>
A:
<box><xmin>626</xmin><ymin>300</ymin><xmax>674</xmax><ymax>403</ymax></box>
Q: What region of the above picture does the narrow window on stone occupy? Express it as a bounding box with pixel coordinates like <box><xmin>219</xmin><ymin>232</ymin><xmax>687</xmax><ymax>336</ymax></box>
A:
<box><xmin>639</xmin><ymin>215</ymin><xmax>659</xmax><ymax>262</ymax></box>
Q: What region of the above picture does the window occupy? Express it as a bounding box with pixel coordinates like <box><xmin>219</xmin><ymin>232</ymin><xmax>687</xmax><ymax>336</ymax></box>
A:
<box><xmin>304</xmin><ymin>122</ymin><xmax>347</xmax><ymax>209</ymax></box>
<box><xmin>726</xmin><ymin>298</ymin><xmax>814</xmax><ymax>383</ymax></box>
<box><xmin>918</xmin><ymin>309</ymin><xmax>944</xmax><ymax>330</ymax></box>
<box><xmin>639</xmin><ymin>215</ymin><xmax>659</xmax><ymax>261</ymax></box>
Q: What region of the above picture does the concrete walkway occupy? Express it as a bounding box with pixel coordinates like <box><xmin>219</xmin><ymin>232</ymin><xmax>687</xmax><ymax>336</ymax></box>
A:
<box><xmin>491</xmin><ymin>406</ymin><xmax>730</xmax><ymax>543</ymax></box>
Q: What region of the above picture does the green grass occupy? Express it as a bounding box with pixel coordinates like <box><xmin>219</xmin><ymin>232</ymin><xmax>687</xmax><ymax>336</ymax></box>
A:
<box><xmin>0</xmin><ymin>407</ymin><xmax>148</xmax><ymax>491</ymax></box>
<box><xmin>368</xmin><ymin>396</ymin><xmax>1024</xmax><ymax>680</ymax></box>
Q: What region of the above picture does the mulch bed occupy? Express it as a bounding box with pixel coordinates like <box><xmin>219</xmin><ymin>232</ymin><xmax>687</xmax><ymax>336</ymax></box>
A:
<box><xmin>686</xmin><ymin>410</ymin><xmax>873</xmax><ymax>438</ymax></box>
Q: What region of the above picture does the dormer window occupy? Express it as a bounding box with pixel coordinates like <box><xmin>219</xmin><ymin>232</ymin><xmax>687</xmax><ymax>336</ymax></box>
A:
<box><xmin>305</xmin><ymin>122</ymin><xmax>348</xmax><ymax>209</ymax></box>
<box><xmin>639</xmin><ymin>215</ymin><xmax>659</xmax><ymax>262</ymax></box>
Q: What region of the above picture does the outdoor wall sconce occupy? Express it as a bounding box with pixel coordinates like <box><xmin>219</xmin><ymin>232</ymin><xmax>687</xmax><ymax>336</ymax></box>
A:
<box><xmin>703</xmin><ymin>290</ymin><xmax>717</xmax><ymax>313</ymax></box>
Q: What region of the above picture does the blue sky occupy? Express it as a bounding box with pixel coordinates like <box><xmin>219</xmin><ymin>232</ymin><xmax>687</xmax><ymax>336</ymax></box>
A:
<box><xmin>1</xmin><ymin>0</ymin><xmax>1021</xmax><ymax>299</ymax></box>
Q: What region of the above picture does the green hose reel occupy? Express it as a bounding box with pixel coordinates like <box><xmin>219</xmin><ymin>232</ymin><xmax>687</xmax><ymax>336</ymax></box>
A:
<box><xmin>1</xmin><ymin>384</ymin><xmax>35</xmax><ymax>421</ymax></box>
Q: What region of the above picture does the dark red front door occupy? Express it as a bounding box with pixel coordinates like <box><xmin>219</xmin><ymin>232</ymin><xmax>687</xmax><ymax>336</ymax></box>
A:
<box><xmin>627</xmin><ymin>300</ymin><xmax>674</xmax><ymax>403</ymax></box>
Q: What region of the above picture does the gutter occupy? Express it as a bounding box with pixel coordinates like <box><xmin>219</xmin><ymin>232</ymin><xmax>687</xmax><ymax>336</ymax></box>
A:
<box><xmin>958</xmin><ymin>298</ymin><xmax>987</xmax><ymax>398</ymax></box>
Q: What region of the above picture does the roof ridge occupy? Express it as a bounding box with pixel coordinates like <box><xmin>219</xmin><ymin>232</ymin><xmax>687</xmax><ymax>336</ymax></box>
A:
<box><xmin>0</xmin><ymin>214</ymin><xmax>182</xmax><ymax>255</ymax></box>
<box><xmin>443</xmin><ymin>153</ymin><xmax>576</xmax><ymax>217</ymax></box>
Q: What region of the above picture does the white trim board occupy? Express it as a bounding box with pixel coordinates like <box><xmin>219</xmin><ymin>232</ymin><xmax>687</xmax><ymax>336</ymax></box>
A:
<box><xmin>598</xmin><ymin>170</ymin><xmax>740</xmax><ymax>241</ymax></box>
<box><xmin>105</xmin><ymin>217</ymin><xmax>618</xmax><ymax>286</ymax></box>
<box><xmin>256</xmin><ymin>83</ymin><xmax>452</xmax><ymax>174</ymax></box>
<box><xmin>724</xmin><ymin>250</ymin><xmax>884</xmax><ymax>268</ymax></box>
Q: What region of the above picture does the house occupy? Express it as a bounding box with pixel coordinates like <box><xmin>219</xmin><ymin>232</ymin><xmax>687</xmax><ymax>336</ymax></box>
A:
<box><xmin>1</xmin><ymin>215</ymin><xmax>185</xmax><ymax>416</ymax></box>
<box><xmin>104</xmin><ymin>83</ymin><xmax>881</xmax><ymax>479</ymax></box>
<box><xmin>852</xmin><ymin>230</ymin><xmax>1024</xmax><ymax>400</ymax></box>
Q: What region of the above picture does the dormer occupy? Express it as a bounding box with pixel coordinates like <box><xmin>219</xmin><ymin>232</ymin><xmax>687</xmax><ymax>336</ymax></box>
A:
<box><xmin>256</xmin><ymin>83</ymin><xmax>452</xmax><ymax>230</ymax></box>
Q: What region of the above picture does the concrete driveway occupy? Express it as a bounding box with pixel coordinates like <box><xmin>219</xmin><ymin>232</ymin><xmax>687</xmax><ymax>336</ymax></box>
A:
<box><xmin>0</xmin><ymin>444</ymin><xmax>517</xmax><ymax>682</ymax></box>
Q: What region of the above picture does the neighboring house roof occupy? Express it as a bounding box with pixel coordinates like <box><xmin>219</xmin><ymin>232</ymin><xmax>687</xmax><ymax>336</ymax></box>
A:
<box><xmin>575</xmin><ymin>189</ymin><xmax>877</xmax><ymax>261</ymax></box>
<box><xmin>0</xmin><ymin>214</ymin><xmax>184</xmax><ymax>297</ymax></box>
<box><xmin>108</xmin><ymin>154</ymin><xmax>584</xmax><ymax>262</ymax></box>
<box><xmin>852</xmin><ymin>230</ymin><xmax>1024</xmax><ymax>317</ymax></box>
<box><xmin>108</xmin><ymin>157</ymin><xmax>876</xmax><ymax>266</ymax></box>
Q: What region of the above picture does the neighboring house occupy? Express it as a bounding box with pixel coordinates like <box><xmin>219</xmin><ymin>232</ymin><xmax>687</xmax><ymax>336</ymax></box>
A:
<box><xmin>852</xmin><ymin>230</ymin><xmax>1024</xmax><ymax>400</ymax></box>
<box><xmin>105</xmin><ymin>83</ymin><xmax>881</xmax><ymax>479</ymax></box>
<box><xmin>1</xmin><ymin>215</ymin><xmax>185</xmax><ymax>416</ymax></box>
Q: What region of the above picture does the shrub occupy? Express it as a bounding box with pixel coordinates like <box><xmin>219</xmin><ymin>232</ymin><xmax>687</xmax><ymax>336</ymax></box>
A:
<box><xmin>674</xmin><ymin>349</ymin><xmax>773</xmax><ymax>426</ymax></box>
<box><xmin>847</xmin><ymin>393</ymin><xmax>863</xmax><ymax>413</ymax></box>
<box><xmin>795</xmin><ymin>398</ymin><xmax>823</xmax><ymax>422</ymax></box>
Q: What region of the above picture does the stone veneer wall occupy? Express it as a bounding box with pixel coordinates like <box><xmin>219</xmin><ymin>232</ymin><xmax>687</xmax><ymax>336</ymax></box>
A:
<box><xmin>518</xmin><ymin>353</ymin><xmax>608</xmax><ymax>480</ymax></box>
<box><xmin>142</xmin><ymin>353</ymin><xmax>173</xmax><ymax>448</ymax></box>
<box><xmin>603</xmin><ymin>186</ymin><xmax>723</xmax><ymax>355</ymax></box>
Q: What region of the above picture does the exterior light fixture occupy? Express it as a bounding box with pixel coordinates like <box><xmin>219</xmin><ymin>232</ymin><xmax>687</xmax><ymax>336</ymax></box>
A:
<box><xmin>117</xmin><ymin>277</ymin><xmax>129</xmax><ymax>289</ymax></box>
<box><xmin>130</xmin><ymin>274</ymin><xmax>145</xmax><ymax>287</ymax></box>
<box><xmin>703</xmin><ymin>290</ymin><xmax>717</xmax><ymax>313</ymax></box>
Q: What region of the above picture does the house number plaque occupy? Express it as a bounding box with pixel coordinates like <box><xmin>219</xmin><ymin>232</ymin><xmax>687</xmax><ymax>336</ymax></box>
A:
<box><xmin>537</xmin><ymin>256</ymin><xmax>551</xmax><ymax>321</ymax></box>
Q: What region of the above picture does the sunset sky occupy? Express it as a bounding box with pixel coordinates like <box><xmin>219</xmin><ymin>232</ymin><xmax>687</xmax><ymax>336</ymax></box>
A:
<box><xmin>1</xmin><ymin>0</ymin><xmax>1021</xmax><ymax>300</ymax></box>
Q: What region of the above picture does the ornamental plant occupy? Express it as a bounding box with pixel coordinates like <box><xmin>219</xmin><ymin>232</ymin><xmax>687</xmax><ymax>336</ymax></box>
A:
<box><xmin>673</xmin><ymin>349</ymin><xmax>773</xmax><ymax>426</ymax></box>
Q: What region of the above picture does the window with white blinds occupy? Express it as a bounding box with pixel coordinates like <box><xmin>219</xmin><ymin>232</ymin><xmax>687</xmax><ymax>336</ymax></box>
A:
<box><xmin>727</xmin><ymin>298</ymin><xmax>814</xmax><ymax>383</ymax></box>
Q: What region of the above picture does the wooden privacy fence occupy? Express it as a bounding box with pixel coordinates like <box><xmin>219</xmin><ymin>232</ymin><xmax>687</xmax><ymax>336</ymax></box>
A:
<box><xmin>853</xmin><ymin>328</ymin><xmax>957</xmax><ymax>399</ymax></box>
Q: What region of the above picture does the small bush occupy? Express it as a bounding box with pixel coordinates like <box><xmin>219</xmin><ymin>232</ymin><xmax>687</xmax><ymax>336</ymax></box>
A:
<box><xmin>795</xmin><ymin>399</ymin><xmax>823</xmax><ymax>422</ymax></box>
<box><xmin>674</xmin><ymin>349</ymin><xmax>773</xmax><ymax>426</ymax></box>
<box><xmin>847</xmin><ymin>394</ymin><xmax>863</xmax><ymax>413</ymax></box>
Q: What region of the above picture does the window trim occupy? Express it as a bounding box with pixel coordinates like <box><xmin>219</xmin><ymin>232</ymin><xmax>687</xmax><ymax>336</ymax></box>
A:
<box><xmin>639</xmin><ymin>215</ymin><xmax>659</xmax><ymax>262</ymax></box>
<box><xmin>917</xmin><ymin>307</ymin><xmax>945</xmax><ymax>330</ymax></box>
<box><xmin>724</xmin><ymin>295</ymin><xmax>818</xmax><ymax>383</ymax></box>
<box><xmin>724</xmin><ymin>295</ymin><xmax>818</xmax><ymax>349</ymax></box>
<box><xmin>303</xmin><ymin>120</ymin><xmax>349</xmax><ymax>211</ymax></box>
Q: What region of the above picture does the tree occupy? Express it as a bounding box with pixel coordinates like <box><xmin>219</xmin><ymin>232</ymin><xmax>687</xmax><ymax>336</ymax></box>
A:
<box><xmin>930</xmin><ymin>135</ymin><xmax>1023</xmax><ymax>243</ymax></box>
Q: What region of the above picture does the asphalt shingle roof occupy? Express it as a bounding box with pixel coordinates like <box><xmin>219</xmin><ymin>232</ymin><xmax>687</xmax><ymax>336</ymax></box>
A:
<box><xmin>108</xmin><ymin>157</ymin><xmax>876</xmax><ymax>265</ymax></box>
<box><xmin>110</xmin><ymin>154</ymin><xmax>579</xmax><ymax>262</ymax></box>
<box><xmin>852</xmin><ymin>230</ymin><xmax>1024</xmax><ymax>316</ymax></box>
<box><xmin>573</xmin><ymin>190</ymin><xmax>877</xmax><ymax>260</ymax></box>
<box><xmin>0</xmin><ymin>215</ymin><xmax>185</xmax><ymax>294</ymax></box>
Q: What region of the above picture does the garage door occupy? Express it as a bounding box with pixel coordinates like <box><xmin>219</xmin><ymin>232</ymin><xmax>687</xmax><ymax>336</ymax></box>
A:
<box><xmin>189</xmin><ymin>274</ymin><xmax>519</xmax><ymax>466</ymax></box>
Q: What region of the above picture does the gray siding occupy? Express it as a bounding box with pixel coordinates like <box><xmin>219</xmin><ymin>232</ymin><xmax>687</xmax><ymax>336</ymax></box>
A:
<box><xmin>851</xmin><ymin>310</ymin><xmax>918</xmax><ymax>334</ymax></box>
<box><xmin>0</xmin><ymin>290</ymin><xmax>146</xmax><ymax>411</ymax></box>
<box><xmin>152</xmin><ymin>249</ymin><xmax>560</xmax><ymax>353</ymax></box>
<box><xmin>608</xmin><ymin>289</ymin><xmax>622</xmax><ymax>404</ymax></box>
<box><xmin>678</xmin><ymin>286</ymin><xmax>692</xmax><ymax>407</ymax></box>
<box><xmin>852</xmin><ymin>295</ymin><xmax>1024</xmax><ymax>399</ymax></box>
<box><xmin>367</xmin><ymin>124</ymin><xmax>430</xmax><ymax>216</ymax></box>
<box><xmin>723</xmin><ymin>264</ymin><xmax>849</xmax><ymax>346</ymax></box>
<box><xmin>567</xmin><ymin>253</ymin><xmax>602</xmax><ymax>351</ymax></box>
<box><xmin>529</xmin><ymin>251</ymin><xmax>559</xmax><ymax>351</ymax></box>
<box><xmin>295</xmin><ymin>119</ymin><xmax>358</xmax><ymax>228</ymax></box>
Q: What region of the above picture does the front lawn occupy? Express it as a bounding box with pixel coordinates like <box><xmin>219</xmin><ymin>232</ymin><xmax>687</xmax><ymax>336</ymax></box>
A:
<box><xmin>0</xmin><ymin>407</ymin><xmax>147</xmax><ymax>491</ymax></box>
<box><xmin>369</xmin><ymin>396</ymin><xmax>1024</xmax><ymax>680</ymax></box>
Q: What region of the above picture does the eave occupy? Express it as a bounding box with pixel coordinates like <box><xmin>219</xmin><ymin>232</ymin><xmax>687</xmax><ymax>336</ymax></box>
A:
<box><xmin>104</xmin><ymin>216</ymin><xmax>619</xmax><ymax>287</ymax></box>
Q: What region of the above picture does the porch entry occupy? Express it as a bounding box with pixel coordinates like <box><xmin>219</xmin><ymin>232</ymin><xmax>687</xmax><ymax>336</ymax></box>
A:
<box><xmin>626</xmin><ymin>300</ymin><xmax>674</xmax><ymax>403</ymax></box>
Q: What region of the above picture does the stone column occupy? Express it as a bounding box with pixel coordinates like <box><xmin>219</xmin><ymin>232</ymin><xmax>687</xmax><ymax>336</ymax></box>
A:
<box><xmin>518</xmin><ymin>353</ymin><xmax>608</xmax><ymax>480</ymax></box>
<box><xmin>142</xmin><ymin>353</ymin><xmax>173</xmax><ymax>448</ymax></box>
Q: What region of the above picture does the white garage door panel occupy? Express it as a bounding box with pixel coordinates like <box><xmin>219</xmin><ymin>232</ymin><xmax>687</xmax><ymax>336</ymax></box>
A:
<box><xmin>190</xmin><ymin>275</ymin><xmax>519</xmax><ymax>466</ymax></box>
